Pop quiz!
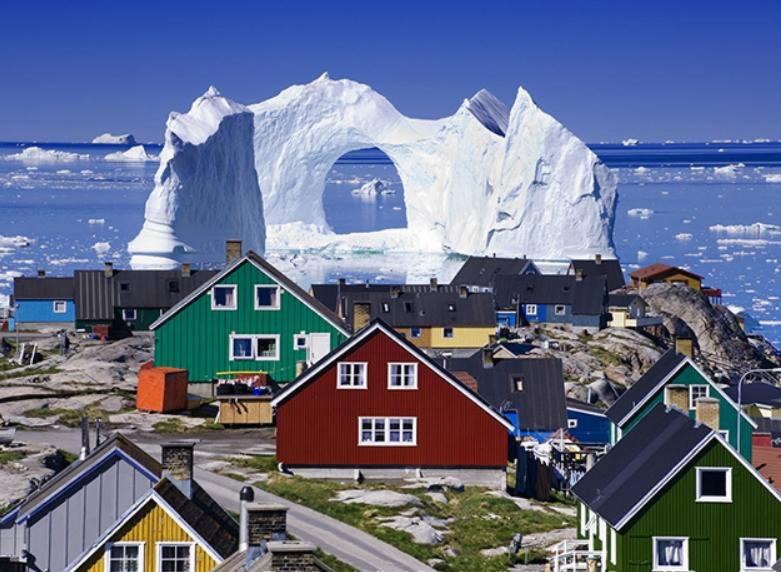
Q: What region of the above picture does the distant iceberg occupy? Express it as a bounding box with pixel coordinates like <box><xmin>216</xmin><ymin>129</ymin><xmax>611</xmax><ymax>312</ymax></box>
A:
<box><xmin>4</xmin><ymin>146</ymin><xmax>88</xmax><ymax>162</ymax></box>
<box><xmin>627</xmin><ymin>207</ymin><xmax>654</xmax><ymax>219</ymax></box>
<box><xmin>622</xmin><ymin>138</ymin><xmax>640</xmax><ymax>147</ymax></box>
<box><xmin>92</xmin><ymin>133</ymin><xmax>137</xmax><ymax>145</ymax></box>
<box><xmin>765</xmin><ymin>173</ymin><xmax>781</xmax><ymax>183</ymax></box>
<box><xmin>709</xmin><ymin>222</ymin><xmax>781</xmax><ymax>236</ymax></box>
<box><xmin>104</xmin><ymin>145</ymin><xmax>157</xmax><ymax>162</ymax></box>
<box><xmin>713</xmin><ymin>163</ymin><xmax>744</xmax><ymax>177</ymax></box>
<box><xmin>351</xmin><ymin>178</ymin><xmax>393</xmax><ymax>196</ymax></box>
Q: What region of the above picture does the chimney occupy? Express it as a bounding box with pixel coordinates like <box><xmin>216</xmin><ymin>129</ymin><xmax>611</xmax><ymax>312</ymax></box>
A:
<box><xmin>695</xmin><ymin>397</ymin><xmax>720</xmax><ymax>430</ymax></box>
<box><xmin>595</xmin><ymin>253</ymin><xmax>602</xmax><ymax>265</ymax></box>
<box><xmin>458</xmin><ymin>285</ymin><xmax>468</xmax><ymax>299</ymax></box>
<box><xmin>390</xmin><ymin>286</ymin><xmax>401</xmax><ymax>299</ymax></box>
<box><xmin>226</xmin><ymin>239</ymin><xmax>243</xmax><ymax>264</ymax></box>
<box><xmin>664</xmin><ymin>385</ymin><xmax>689</xmax><ymax>412</ymax></box>
<box><xmin>247</xmin><ymin>503</ymin><xmax>288</xmax><ymax>545</ymax></box>
<box><xmin>575</xmin><ymin>268</ymin><xmax>584</xmax><ymax>282</ymax></box>
<box><xmin>161</xmin><ymin>441</ymin><xmax>196</xmax><ymax>498</ymax></box>
<box><xmin>338</xmin><ymin>278</ymin><xmax>346</xmax><ymax>288</ymax></box>
<box><xmin>429</xmin><ymin>277</ymin><xmax>438</xmax><ymax>291</ymax></box>
<box><xmin>181</xmin><ymin>263</ymin><xmax>191</xmax><ymax>277</ymax></box>
<box><xmin>104</xmin><ymin>261</ymin><xmax>114</xmax><ymax>278</ymax></box>
<box><xmin>267</xmin><ymin>542</ymin><xmax>316</xmax><ymax>571</ymax></box>
<box><xmin>481</xmin><ymin>347</ymin><xmax>494</xmax><ymax>369</ymax></box>
<box><xmin>239</xmin><ymin>486</ymin><xmax>255</xmax><ymax>552</ymax></box>
<box><xmin>37</xmin><ymin>269</ymin><xmax>46</xmax><ymax>278</ymax></box>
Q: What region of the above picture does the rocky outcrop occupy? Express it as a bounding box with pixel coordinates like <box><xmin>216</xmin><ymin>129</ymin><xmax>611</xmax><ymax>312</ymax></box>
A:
<box><xmin>639</xmin><ymin>282</ymin><xmax>779</xmax><ymax>377</ymax></box>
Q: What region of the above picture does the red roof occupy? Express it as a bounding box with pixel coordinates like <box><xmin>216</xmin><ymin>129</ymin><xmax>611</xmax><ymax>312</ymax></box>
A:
<box><xmin>630</xmin><ymin>263</ymin><xmax>702</xmax><ymax>282</ymax></box>
<box><xmin>754</xmin><ymin>445</ymin><xmax>781</xmax><ymax>492</ymax></box>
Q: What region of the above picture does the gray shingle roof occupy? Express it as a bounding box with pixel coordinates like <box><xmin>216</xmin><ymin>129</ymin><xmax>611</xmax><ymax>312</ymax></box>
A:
<box><xmin>13</xmin><ymin>276</ymin><xmax>74</xmax><ymax>300</ymax></box>
<box><xmin>569</xmin><ymin>259</ymin><xmax>625</xmax><ymax>291</ymax></box>
<box><xmin>724</xmin><ymin>382</ymin><xmax>781</xmax><ymax>408</ymax></box>
<box><xmin>450</xmin><ymin>256</ymin><xmax>537</xmax><ymax>288</ymax></box>
<box><xmin>605</xmin><ymin>350</ymin><xmax>686</xmax><ymax>424</ymax></box>
<box><xmin>493</xmin><ymin>274</ymin><xmax>607</xmax><ymax>315</ymax></box>
<box><xmin>572</xmin><ymin>404</ymin><xmax>712</xmax><ymax>529</ymax></box>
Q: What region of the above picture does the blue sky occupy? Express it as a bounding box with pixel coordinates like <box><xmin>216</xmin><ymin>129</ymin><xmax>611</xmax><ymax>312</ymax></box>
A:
<box><xmin>1</xmin><ymin>0</ymin><xmax>779</xmax><ymax>142</ymax></box>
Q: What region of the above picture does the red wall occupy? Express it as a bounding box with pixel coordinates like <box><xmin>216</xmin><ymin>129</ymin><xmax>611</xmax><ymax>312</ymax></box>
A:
<box><xmin>276</xmin><ymin>329</ymin><xmax>509</xmax><ymax>468</ymax></box>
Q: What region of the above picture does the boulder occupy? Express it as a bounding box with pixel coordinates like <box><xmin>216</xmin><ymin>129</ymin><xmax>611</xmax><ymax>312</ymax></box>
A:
<box><xmin>332</xmin><ymin>489</ymin><xmax>422</xmax><ymax>508</ymax></box>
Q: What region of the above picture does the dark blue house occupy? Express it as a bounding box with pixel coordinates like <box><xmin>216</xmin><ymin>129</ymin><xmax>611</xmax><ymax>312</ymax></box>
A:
<box><xmin>493</xmin><ymin>274</ymin><xmax>608</xmax><ymax>330</ymax></box>
<box><xmin>12</xmin><ymin>274</ymin><xmax>74</xmax><ymax>329</ymax></box>
<box><xmin>566</xmin><ymin>398</ymin><xmax>611</xmax><ymax>445</ymax></box>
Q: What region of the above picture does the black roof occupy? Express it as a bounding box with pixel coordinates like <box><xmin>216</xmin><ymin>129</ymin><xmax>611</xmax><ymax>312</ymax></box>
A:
<box><xmin>13</xmin><ymin>276</ymin><xmax>74</xmax><ymax>300</ymax></box>
<box><xmin>572</xmin><ymin>404</ymin><xmax>712</xmax><ymax>529</ymax></box>
<box><xmin>310</xmin><ymin>284</ymin><xmax>339</xmax><ymax>313</ymax></box>
<box><xmin>312</xmin><ymin>284</ymin><xmax>496</xmax><ymax>329</ymax></box>
<box><xmin>446</xmin><ymin>352</ymin><xmax>567</xmax><ymax>431</ymax></box>
<box><xmin>493</xmin><ymin>274</ymin><xmax>607</xmax><ymax>315</ymax></box>
<box><xmin>566</xmin><ymin>398</ymin><xmax>606</xmax><ymax>415</ymax></box>
<box><xmin>450</xmin><ymin>256</ymin><xmax>537</xmax><ymax>288</ymax></box>
<box><xmin>74</xmin><ymin>268</ymin><xmax>218</xmax><ymax>321</ymax></box>
<box><xmin>569</xmin><ymin>258</ymin><xmax>625</xmax><ymax>291</ymax></box>
<box><xmin>155</xmin><ymin>479</ymin><xmax>239</xmax><ymax>559</ymax></box>
<box><xmin>608</xmin><ymin>293</ymin><xmax>642</xmax><ymax>308</ymax></box>
<box><xmin>755</xmin><ymin>417</ymin><xmax>781</xmax><ymax>435</ymax></box>
<box><xmin>724</xmin><ymin>382</ymin><xmax>781</xmax><ymax>407</ymax></box>
<box><xmin>605</xmin><ymin>350</ymin><xmax>686</xmax><ymax>424</ymax></box>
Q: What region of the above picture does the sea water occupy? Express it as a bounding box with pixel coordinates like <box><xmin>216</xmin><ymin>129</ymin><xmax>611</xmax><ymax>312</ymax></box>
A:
<box><xmin>0</xmin><ymin>141</ymin><xmax>779</xmax><ymax>346</ymax></box>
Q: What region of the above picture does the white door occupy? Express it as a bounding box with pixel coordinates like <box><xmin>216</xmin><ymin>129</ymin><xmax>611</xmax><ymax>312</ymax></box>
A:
<box><xmin>308</xmin><ymin>333</ymin><xmax>331</xmax><ymax>365</ymax></box>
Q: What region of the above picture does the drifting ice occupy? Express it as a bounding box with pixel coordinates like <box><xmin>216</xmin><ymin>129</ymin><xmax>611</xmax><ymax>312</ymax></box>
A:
<box><xmin>351</xmin><ymin>179</ymin><xmax>393</xmax><ymax>196</ymax></box>
<box><xmin>104</xmin><ymin>145</ymin><xmax>157</xmax><ymax>162</ymax></box>
<box><xmin>129</xmin><ymin>75</ymin><xmax>617</xmax><ymax>268</ymax></box>
<box><xmin>92</xmin><ymin>133</ymin><xmax>137</xmax><ymax>145</ymax></box>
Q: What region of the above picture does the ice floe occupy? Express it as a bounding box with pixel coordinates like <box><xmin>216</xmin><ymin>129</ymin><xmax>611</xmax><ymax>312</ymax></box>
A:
<box><xmin>627</xmin><ymin>208</ymin><xmax>653</xmax><ymax>219</ymax></box>
<box><xmin>104</xmin><ymin>145</ymin><xmax>157</xmax><ymax>162</ymax></box>
<box><xmin>3</xmin><ymin>147</ymin><xmax>89</xmax><ymax>162</ymax></box>
<box><xmin>92</xmin><ymin>133</ymin><xmax>137</xmax><ymax>145</ymax></box>
<box><xmin>709</xmin><ymin>222</ymin><xmax>781</xmax><ymax>236</ymax></box>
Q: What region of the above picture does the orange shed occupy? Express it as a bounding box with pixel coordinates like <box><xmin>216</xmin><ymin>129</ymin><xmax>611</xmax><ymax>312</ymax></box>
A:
<box><xmin>136</xmin><ymin>365</ymin><xmax>188</xmax><ymax>413</ymax></box>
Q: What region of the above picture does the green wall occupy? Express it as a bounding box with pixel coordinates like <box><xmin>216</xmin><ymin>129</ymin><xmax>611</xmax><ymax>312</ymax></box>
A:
<box><xmin>153</xmin><ymin>260</ymin><xmax>348</xmax><ymax>383</ymax></box>
<box><xmin>615</xmin><ymin>440</ymin><xmax>781</xmax><ymax>572</ymax></box>
<box><xmin>621</xmin><ymin>363</ymin><xmax>753</xmax><ymax>459</ymax></box>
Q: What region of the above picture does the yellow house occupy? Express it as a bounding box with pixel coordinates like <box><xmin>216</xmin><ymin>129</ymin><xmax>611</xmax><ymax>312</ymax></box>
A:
<box><xmin>396</xmin><ymin>324</ymin><xmax>496</xmax><ymax>349</ymax></box>
<box><xmin>629</xmin><ymin>263</ymin><xmax>703</xmax><ymax>291</ymax></box>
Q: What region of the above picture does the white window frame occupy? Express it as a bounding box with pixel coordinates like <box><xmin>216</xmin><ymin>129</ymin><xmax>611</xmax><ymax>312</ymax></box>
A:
<box><xmin>53</xmin><ymin>300</ymin><xmax>67</xmax><ymax>314</ymax></box>
<box><xmin>695</xmin><ymin>466</ymin><xmax>732</xmax><ymax>503</ymax></box>
<box><xmin>719</xmin><ymin>429</ymin><xmax>730</xmax><ymax>442</ymax></box>
<box><xmin>688</xmin><ymin>384</ymin><xmax>710</xmax><ymax>409</ymax></box>
<box><xmin>443</xmin><ymin>327</ymin><xmax>454</xmax><ymax>339</ymax></box>
<box><xmin>104</xmin><ymin>541</ymin><xmax>145</xmax><ymax>572</ymax></box>
<box><xmin>211</xmin><ymin>285</ymin><xmax>237</xmax><ymax>310</ymax></box>
<box><xmin>229</xmin><ymin>334</ymin><xmax>255</xmax><ymax>361</ymax></box>
<box><xmin>526</xmin><ymin>304</ymin><xmax>538</xmax><ymax>316</ymax></box>
<box><xmin>337</xmin><ymin>362</ymin><xmax>367</xmax><ymax>389</ymax></box>
<box><xmin>294</xmin><ymin>334</ymin><xmax>308</xmax><ymax>350</ymax></box>
<box><xmin>652</xmin><ymin>536</ymin><xmax>689</xmax><ymax>571</ymax></box>
<box><xmin>387</xmin><ymin>363</ymin><xmax>418</xmax><ymax>390</ymax></box>
<box><xmin>254</xmin><ymin>285</ymin><xmax>281</xmax><ymax>310</ymax></box>
<box><xmin>358</xmin><ymin>416</ymin><xmax>417</xmax><ymax>446</ymax></box>
<box><xmin>254</xmin><ymin>334</ymin><xmax>280</xmax><ymax>361</ymax></box>
<box><xmin>410</xmin><ymin>327</ymin><xmax>422</xmax><ymax>339</ymax></box>
<box><xmin>156</xmin><ymin>541</ymin><xmax>194</xmax><ymax>572</ymax></box>
<box><xmin>122</xmin><ymin>308</ymin><xmax>137</xmax><ymax>321</ymax></box>
<box><xmin>568</xmin><ymin>419</ymin><xmax>578</xmax><ymax>429</ymax></box>
<box><xmin>554</xmin><ymin>304</ymin><xmax>566</xmax><ymax>316</ymax></box>
<box><xmin>740</xmin><ymin>537</ymin><xmax>776</xmax><ymax>571</ymax></box>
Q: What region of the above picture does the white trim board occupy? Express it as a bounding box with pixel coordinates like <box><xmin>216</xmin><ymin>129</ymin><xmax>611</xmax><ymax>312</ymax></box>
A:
<box><xmin>272</xmin><ymin>320</ymin><xmax>514</xmax><ymax>431</ymax></box>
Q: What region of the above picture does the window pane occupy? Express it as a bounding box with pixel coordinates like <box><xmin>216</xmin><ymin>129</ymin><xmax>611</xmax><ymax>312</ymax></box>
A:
<box><xmin>657</xmin><ymin>539</ymin><xmax>684</xmax><ymax>566</ymax></box>
<box><xmin>699</xmin><ymin>470</ymin><xmax>727</xmax><ymax>497</ymax></box>
<box><xmin>233</xmin><ymin>338</ymin><xmax>253</xmax><ymax>358</ymax></box>
<box><xmin>176</xmin><ymin>546</ymin><xmax>190</xmax><ymax>558</ymax></box>
<box><xmin>256</xmin><ymin>338</ymin><xmax>277</xmax><ymax>358</ymax></box>
<box><xmin>744</xmin><ymin>540</ymin><xmax>771</xmax><ymax>567</ymax></box>
<box><xmin>257</xmin><ymin>287</ymin><xmax>278</xmax><ymax>307</ymax></box>
<box><xmin>214</xmin><ymin>286</ymin><xmax>234</xmax><ymax>307</ymax></box>
<box><xmin>375</xmin><ymin>419</ymin><xmax>385</xmax><ymax>441</ymax></box>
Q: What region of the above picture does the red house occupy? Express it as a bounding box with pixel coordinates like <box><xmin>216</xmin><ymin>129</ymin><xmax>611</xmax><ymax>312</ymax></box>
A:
<box><xmin>272</xmin><ymin>320</ymin><xmax>513</xmax><ymax>487</ymax></box>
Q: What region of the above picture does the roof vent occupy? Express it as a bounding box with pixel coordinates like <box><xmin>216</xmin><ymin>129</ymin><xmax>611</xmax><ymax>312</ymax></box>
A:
<box><xmin>37</xmin><ymin>269</ymin><xmax>46</xmax><ymax>278</ymax></box>
<box><xmin>103</xmin><ymin>262</ymin><xmax>114</xmax><ymax>278</ymax></box>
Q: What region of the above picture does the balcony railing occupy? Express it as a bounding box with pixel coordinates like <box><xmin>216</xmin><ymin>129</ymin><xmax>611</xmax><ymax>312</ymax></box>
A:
<box><xmin>550</xmin><ymin>540</ymin><xmax>602</xmax><ymax>571</ymax></box>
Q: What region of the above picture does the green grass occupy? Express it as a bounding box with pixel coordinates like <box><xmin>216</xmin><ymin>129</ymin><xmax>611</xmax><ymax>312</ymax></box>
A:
<box><xmin>22</xmin><ymin>405</ymin><xmax>109</xmax><ymax>428</ymax></box>
<box><xmin>314</xmin><ymin>548</ymin><xmax>360</xmax><ymax>572</ymax></box>
<box><xmin>255</xmin><ymin>470</ymin><xmax>575</xmax><ymax>572</ymax></box>
<box><xmin>0</xmin><ymin>451</ymin><xmax>25</xmax><ymax>464</ymax></box>
<box><xmin>57</xmin><ymin>448</ymin><xmax>78</xmax><ymax>465</ymax></box>
<box><xmin>152</xmin><ymin>418</ymin><xmax>190</xmax><ymax>433</ymax></box>
<box><xmin>222</xmin><ymin>472</ymin><xmax>248</xmax><ymax>482</ymax></box>
<box><xmin>231</xmin><ymin>454</ymin><xmax>279</xmax><ymax>473</ymax></box>
<box><xmin>590</xmin><ymin>345</ymin><xmax>623</xmax><ymax>367</ymax></box>
<box><xmin>0</xmin><ymin>366</ymin><xmax>62</xmax><ymax>382</ymax></box>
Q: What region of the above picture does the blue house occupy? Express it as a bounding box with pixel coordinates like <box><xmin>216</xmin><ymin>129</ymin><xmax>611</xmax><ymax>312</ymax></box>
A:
<box><xmin>493</xmin><ymin>274</ymin><xmax>608</xmax><ymax>330</ymax></box>
<box><xmin>12</xmin><ymin>274</ymin><xmax>74</xmax><ymax>329</ymax></box>
<box><xmin>566</xmin><ymin>398</ymin><xmax>611</xmax><ymax>445</ymax></box>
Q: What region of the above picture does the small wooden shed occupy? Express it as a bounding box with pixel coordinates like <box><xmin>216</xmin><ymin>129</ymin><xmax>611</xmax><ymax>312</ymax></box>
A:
<box><xmin>136</xmin><ymin>363</ymin><xmax>188</xmax><ymax>413</ymax></box>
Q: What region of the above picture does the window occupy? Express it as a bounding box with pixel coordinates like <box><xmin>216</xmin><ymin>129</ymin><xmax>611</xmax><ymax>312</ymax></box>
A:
<box><xmin>106</xmin><ymin>542</ymin><xmax>142</xmax><ymax>572</ymax></box>
<box><xmin>381</xmin><ymin>302</ymin><xmax>390</xmax><ymax>313</ymax></box>
<box><xmin>211</xmin><ymin>285</ymin><xmax>237</xmax><ymax>310</ymax></box>
<box><xmin>53</xmin><ymin>300</ymin><xmax>67</xmax><ymax>314</ymax></box>
<box><xmin>526</xmin><ymin>304</ymin><xmax>538</xmax><ymax>316</ymax></box>
<box><xmin>741</xmin><ymin>538</ymin><xmax>776</xmax><ymax>570</ymax></box>
<box><xmin>230</xmin><ymin>335</ymin><xmax>254</xmax><ymax>360</ymax></box>
<box><xmin>554</xmin><ymin>304</ymin><xmax>566</xmax><ymax>316</ymax></box>
<box><xmin>359</xmin><ymin>417</ymin><xmax>416</xmax><ymax>446</ymax></box>
<box><xmin>294</xmin><ymin>334</ymin><xmax>308</xmax><ymax>350</ymax></box>
<box><xmin>410</xmin><ymin>327</ymin><xmax>422</xmax><ymax>339</ymax></box>
<box><xmin>157</xmin><ymin>543</ymin><xmax>192</xmax><ymax>572</ymax></box>
<box><xmin>513</xmin><ymin>375</ymin><xmax>524</xmax><ymax>391</ymax></box>
<box><xmin>122</xmin><ymin>308</ymin><xmax>137</xmax><ymax>321</ymax></box>
<box><xmin>167</xmin><ymin>280</ymin><xmax>179</xmax><ymax>293</ymax></box>
<box><xmin>447</xmin><ymin>303</ymin><xmax>456</xmax><ymax>312</ymax></box>
<box><xmin>404</xmin><ymin>302</ymin><xmax>413</xmax><ymax>313</ymax></box>
<box><xmin>254</xmin><ymin>285</ymin><xmax>280</xmax><ymax>310</ymax></box>
<box><xmin>443</xmin><ymin>327</ymin><xmax>454</xmax><ymax>339</ymax></box>
<box><xmin>119</xmin><ymin>282</ymin><xmax>130</xmax><ymax>292</ymax></box>
<box><xmin>652</xmin><ymin>537</ymin><xmax>688</xmax><ymax>571</ymax></box>
<box><xmin>568</xmin><ymin>419</ymin><xmax>578</xmax><ymax>429</ymax></box>
<box><xmin>696</xmin><ymin>467</ymin><xmax>731</xmax><ymax>502</ymax></box>
<box><xmin>338</xmin><ymin>362</ymin><xmax>367</xmax><ymax>388</ymax></box>
<box><xmin>388</xmin><ymin>363</ymin><xmax>418</xmax><ymax>389</ymax></box>
<box><xmin>689</xmin><ymin>385</ymin><xmax>709</xmax><ymax>409</ymax></box>
<box><xmin>255</xmin><ymin>335</ymin><xmax>279</xmax><ymax>360</ymax></box>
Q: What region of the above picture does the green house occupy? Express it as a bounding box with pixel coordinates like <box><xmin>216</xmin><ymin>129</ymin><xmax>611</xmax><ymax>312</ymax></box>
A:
<box><xmin>572</xmin><ymin>404</ymin><xmax>781</xmax><ymax>572</ymax></box>
<box><xmin>606</xmin><ymin>350</ymin><xmax>756</xmax><ymax>460</ymax></box>
<box><xmin>151</xmin><ymin>252</ymin><xmax>349</xmax><ymax>383</ymax></box>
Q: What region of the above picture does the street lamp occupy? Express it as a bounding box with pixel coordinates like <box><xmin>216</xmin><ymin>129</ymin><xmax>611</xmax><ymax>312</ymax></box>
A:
<box><xmin>736</xmin><ymin>367</ymin><xmax>781</xmax><ymax>457</ymax></box>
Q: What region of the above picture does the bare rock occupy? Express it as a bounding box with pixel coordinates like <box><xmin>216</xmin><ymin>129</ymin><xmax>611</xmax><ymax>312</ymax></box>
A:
<box><xmin>333</xmin><ymin>489</ymin><xmax>422</xmax><ymax>508</ymax></box>
<box><xmin>378</xmin><ymin>515</ymin><xmax>446</xmax><ymax>544</ymax></box>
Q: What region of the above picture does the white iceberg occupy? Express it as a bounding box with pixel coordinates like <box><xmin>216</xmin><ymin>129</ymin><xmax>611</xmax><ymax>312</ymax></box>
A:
<box><xmin>92</xmin><ymin>133</ymin><xmax>137</xmax><ymax>145</ymax></box>
<box><xmin>4</xmin><ymin>146</ymin><xmax>88</xmax><ymax>162</ymax></box>
<box><xmin>104</xmin><ymin>145</ymin><xmax>157</xmax><ymax>162</ymax></box>
<box><xmin>675</xmin><ymin>233</ymin><xmax>693</xmax><ymax>241</ymax></box>
<box><xmin>622</xmin><ymin>138</ymin><xmax>640</xmax><ymax>147</ymax></box>
<box><xmin>351</xmin><ymin>178</ymin><xmax>393</xmax><ymax>196</ymax></box>
<box><xmin>627</xmin><ymin>208</ymin><xmax>654</xmax><ymax>219</ymax></box>
<box><xmin>0</xmin><ymin>235</ymin><xmax>31</xmax><ymax>253</ymax></box>
<box><xmin>713</xmin><ymin>163</ymin><xmax>744</xmax><ymax>177</ymax></box>
<box><xmin>129</xmin><ymin>75</ymin><xmax>617</xmax><ymax>268</ymax></box>
<box><xmin>709</xmin><ymin>222</ymin><xmax>781</xmax><ymax>236</ymax></box>
<box><xmin>92</xmin><ymin>241</ymin><xmax>111</xmax><ymax>255</ymax></box>
<box><xmin>764</xmin><ymin>174</ymin><xmax>781</xmax><ymax>183</ymax></box>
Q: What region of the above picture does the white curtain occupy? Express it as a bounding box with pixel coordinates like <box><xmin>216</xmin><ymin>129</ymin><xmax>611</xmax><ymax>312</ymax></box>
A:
<box><xmin>746</xmin><ymin>542</ymin><xmax>770</xmax><ymax>567</ymax></box>
<box><xmin>658</xmin><ymin>540</ymin><xmax>683</xmax><ymax>566</ymax></box>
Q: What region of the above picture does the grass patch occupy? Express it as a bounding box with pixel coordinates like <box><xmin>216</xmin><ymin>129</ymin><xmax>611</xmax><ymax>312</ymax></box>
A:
<box><xmin>222</xmin><ymin>472</ymin><xmax>248</xmax><ymax>482</ymax></box>
<box><xmin>152</xmin><ymin>418</ymin><xmax>190</xmax><ymax>433</ymax></box>
<box><xmin>231</xmin><ymin>454</ymin><xmax>278</xmax><ymax>473</ymax></box>
<box><xmin>314</xmin><ymin>548</ymin><xmax>359</xmax><ymax>572</ymax></box>
<box><xmin>22</xmin><ymin>405</ymin><xmax>109</xmax><ymax>428</ymax></box>
<box><xmin>0</xmin><ymin>366</ymin><xmax>62</xmax><ymax>382</ymax></box>
<box><xmin>201</xmin><ymin>420</ymin><xmax>225</xmax><ymax>431</ymax></box>
<box><xmin>0</xmin><ymin>451</ymin><xmax>25</xmax><ymax>464</ymax></box>
<box><xmin>256</xmin><ymin>470</ymin><xmax>575</xmax><ymax>572</ymax></box>
<box><xmin>57</xmin><ymin>448</ymin><xmax>78</xmax><ymax>465</ymax></box>
<box><xmin>589</xmin><ymin>345</ymin><xmax>623</xmax><ymax>367</ymax></box>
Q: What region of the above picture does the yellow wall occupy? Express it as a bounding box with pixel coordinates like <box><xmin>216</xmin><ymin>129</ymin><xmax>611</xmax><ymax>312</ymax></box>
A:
<box><xmin>635</xmin><ymin>273</ymin><xmax>701</xmax><ymax>291</ymax></box>
<box><xmin>607</xmin><ymin>308</ymin><xmax>628</xmax><ymax>328</ymax></box>
<box><xmin>396</xmin><ymin>327</ymin><xmax>432</xmax><ymax>348</ymax></box>
<box><xmin>429</xmin><ymin>326</ymin><xmax>495</xmax><ymax>349</ymax></box>
<box><xmin>79</xmin><ymin>502</ymin><xmax>218</xmax><ymax>572</ymax></box>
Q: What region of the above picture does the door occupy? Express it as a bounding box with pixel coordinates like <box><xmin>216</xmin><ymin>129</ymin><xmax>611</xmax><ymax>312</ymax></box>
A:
<box><xmin>308</xmin><ymin>333</ymin><xmax>331</xmax><ymax>365</ymax></box>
